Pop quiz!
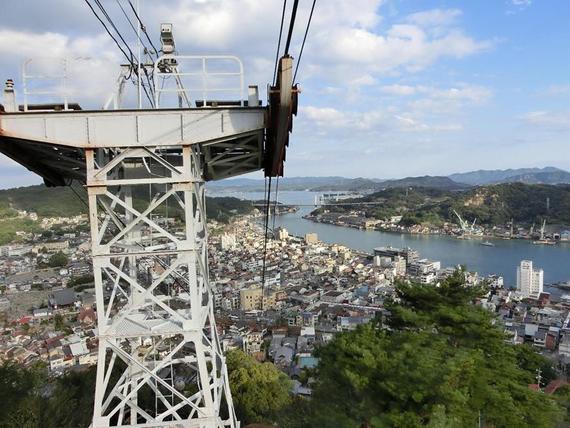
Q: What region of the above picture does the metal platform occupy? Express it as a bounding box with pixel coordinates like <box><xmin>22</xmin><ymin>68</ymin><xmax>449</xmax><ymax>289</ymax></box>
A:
<box><xmin>0</xmin><ymin>106</ymin><xmax>266</xmax><ymax>185</ymax></box>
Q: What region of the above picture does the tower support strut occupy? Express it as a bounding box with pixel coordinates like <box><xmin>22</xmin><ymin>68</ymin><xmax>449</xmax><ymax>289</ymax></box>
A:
<box><xmin>87</xmin><ymin>144</ymin><xmax>238</xmax><ymax>427</ymax></box>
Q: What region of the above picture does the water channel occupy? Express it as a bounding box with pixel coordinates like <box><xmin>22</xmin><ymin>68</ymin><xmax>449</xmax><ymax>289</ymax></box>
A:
<box><xmin>210</xmin><ymin>190</ymin><xmax>570</xmax><ymax>288</ymax></box>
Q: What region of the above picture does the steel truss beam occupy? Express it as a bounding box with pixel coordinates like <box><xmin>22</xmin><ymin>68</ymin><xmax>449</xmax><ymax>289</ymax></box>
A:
<box><xmin>88</xmin><ymin>145</ymin><xmax>238</xmax><ymax>427</ymax></box>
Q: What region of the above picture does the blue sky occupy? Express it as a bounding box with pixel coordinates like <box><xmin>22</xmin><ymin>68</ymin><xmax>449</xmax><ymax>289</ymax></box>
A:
<box><xmin>0</xmin><ymin>0</ymin><xmax>569</xmax><ymax>187</ymax></box>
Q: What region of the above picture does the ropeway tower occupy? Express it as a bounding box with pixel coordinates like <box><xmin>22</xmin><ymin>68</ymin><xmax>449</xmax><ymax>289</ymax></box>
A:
<box><xmin>0</xmin><ymin>29</ymin><xmax>297</xmax><ymax>427</ymax></box>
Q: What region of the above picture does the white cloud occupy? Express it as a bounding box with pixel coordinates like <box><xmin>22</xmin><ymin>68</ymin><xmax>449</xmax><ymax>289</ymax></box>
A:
<box><xmin>540</xmin><ymin>85</ymin><xmax>570</xmax><ymax>96</ymax></box>
<box><xmin>379</xmin><ymin>84</ymin><xmax>417</xmax><ymax>96</ymax></box>
<box><xmin>0</xmin><ymin>29</ymin><xmax>120</xmax><ymax>108</ymax></box>
<box><xmin>311</xmin><ymin>23</ymin><xmax>491</xmax><ymax>83</ymax></box>
<box><xmin>519</xmin><ymin>111</ymin><xmax>570</xmax><ymax>129</ymax></box>
<box><xmin>302</xmin><ymin>106</ymin><xmax>349</xmax><ymax>128</ymax></box>
<box><xmin>300</xmin><ymin>105</ymin><xmax>462</xmax><ymax>135</ymax></box>
<box><xmin>507</xmin><ymin>0</ymin><xmax>532</xmax><ymax>14</ymax></box>
<box><xmin>512</xmin><ymin>0</ymin><xmax>532</xmax><ymax>7</ymax></box>
<box><xmin>406</xmin><ymin>9</ymin><xmax>462</xmax><ymax>27</ymax></box>
<box><xmin>0</xmin><ymin>2</ymin><xmax>492</xmax><ymax>105</ymax></box>
<box><xmin>380</xmin><ymin>84</ymin><xmax>492</xmax><ymax>103</ymax></box>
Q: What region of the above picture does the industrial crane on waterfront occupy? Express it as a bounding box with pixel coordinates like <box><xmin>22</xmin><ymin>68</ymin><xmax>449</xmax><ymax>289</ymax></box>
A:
<box><xmin>452</xmin><ymin>209</ymin><xmax>477</xmax><ymax>235</ymax></box>
<box><xmin>0</xmin><ymin>0</ymin><xmax>314</xmax><ymax>426</ymax></box>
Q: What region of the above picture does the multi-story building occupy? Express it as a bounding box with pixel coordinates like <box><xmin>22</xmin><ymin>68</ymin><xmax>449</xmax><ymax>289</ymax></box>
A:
<box><xmin>374</xmin><ymin>246</ymin><xmax>419</xmax><ymax>266</ymax></box>
<box><xmin>239</xmin><ymin>287</ymin><xmax>276</xmax><ymax>311</ymax></box>
<box><xmin>276</xmin><ymin>227</ymin><xmax>289</xmax><ymax>241</ymax></box>
<box><xmin>304</xmin><ymin>233</ymin><xmax>318</xmax><ymax>245</ymax></box>
<box><xmin>516</xmin><ymin>260</ymin><xmax>543</xmax><ymax>299</ymax></box>
<box><xmin>33</xmin><ymin>241</ymin><xmax>69</xmax><ymax>254</ymax></box>
<box><xmin>220</xmin><ymin>233</ymin><xmax>237</xmax><ymax>251</ymax></box>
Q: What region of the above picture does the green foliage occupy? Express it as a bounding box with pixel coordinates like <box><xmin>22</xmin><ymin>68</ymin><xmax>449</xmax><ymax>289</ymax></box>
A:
<box><xmin>0</xmin><ymin>362</ymin><xmax>47</xmax><ymax>427</ymax></box>
<box><xmin>0</xmin><ymin>185</ymin><xmax>86</xmax><ymax>218</ymax></box>
<box><xmin>226</xmin><ymin>349</ymin><xmax>292</xmax><ymax>425</ymax></box>
<box><xmin>0</xmin><ymin>200</ymin><xmax>18</xmax><ymax>219</ymax></box>
<box><xmin>313</xmin><ymin>183</ymin><xmax>570</xmax><ymax>227</ymax></box>
<box><xmin>48</xmin><ymin>251</ymin><xmax>68</xmax><ymax>268</ymax></box>
<box><xmin>0</xmin><ymin>217</ymin><xmax>42</xmax><ymax>246</ymax></box>
<box><xmin>0</xmin><ymin>363</ymin><xmax>96</xmax><ymax>428</ymax></box>
<box><xmin>68</xmin><ymin>274</ymin><xmax>94</xmax><ymax>288</ymax></box>
<box><xmin>554</xmin><ymin>384</ymin><xmax>570</xmax><ymax>425</ymax></box>
<box><xmin>0</xmin><ymin>185</ymin><xmax>254</xmax><ymax>244</ymax></box>
<box><xmin>206</xmin><ymin>197</ymin><xmax>254</xmax><ymax>223</ymax></box>
<box><xmin>53</xmin><ymin>314</ymin><xmax>65</xmax><ymax>331</ymax></box>
<box><xmin>42</xmin><ymin>367</ymin><xmax>96</xmax><ymax>428</ymax></box>
<box><xmin>307</xmin><ymin>271</ymin><xmax>563</xmax><ymax>427</ymax></box>
<box><xmin>514</xmin><ymin>344</ymin><xmax>557</xmax><ymax>385</ymax></box>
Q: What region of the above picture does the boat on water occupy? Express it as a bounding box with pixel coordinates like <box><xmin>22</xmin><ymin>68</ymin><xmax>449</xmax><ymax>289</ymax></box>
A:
<box><xmin>532</xmin><ymin>239</ymin><xmax>557</xmax><ymax>245</ymax></box>
<box><xmin>552</xmin><ymin>282</ymin><xmax>570</xmax><ymax>290</ymax></box>
<box><xmin>480</xmin><ymin>241</ymin><xmax>495</xmax><ymax>247</ymax></box>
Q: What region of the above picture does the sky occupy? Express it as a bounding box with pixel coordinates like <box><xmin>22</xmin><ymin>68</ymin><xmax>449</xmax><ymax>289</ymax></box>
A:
<box><xmin>0</xmin><ymin>0</ymin><xmax>569</xmax><ymax>186</ymax></box>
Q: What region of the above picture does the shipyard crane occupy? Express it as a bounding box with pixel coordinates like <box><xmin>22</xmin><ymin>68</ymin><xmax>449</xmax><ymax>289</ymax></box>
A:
<box><xmin>452</xmin><ymin>209</ymin><xmax>469</xmax><ymax>232</ymax></box>
<box><xmin>0</xmin><ymin>3</ymin><xmax>305</xmax><ymax>425</ymax></box>
<box><xmin>452</xmin><ymin>209</ymin><xmax>477</xmax><ymax>235</ymax></box>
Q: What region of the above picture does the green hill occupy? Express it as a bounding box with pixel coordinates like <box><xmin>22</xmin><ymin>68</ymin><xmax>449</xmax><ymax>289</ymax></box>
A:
<box><xmin>0</xmin><ymin>184</ymin><xmax>254</xmax><ymax>245</ymax></box>
<box><xmin>315</xmin><ymin>183</ymin><xmax>570</xmax><ymax>227</ymax></box>
<box><xmin>0</xmin><ymin>185</ymin><xmax>87</xmax><ymax>217</ymax></box>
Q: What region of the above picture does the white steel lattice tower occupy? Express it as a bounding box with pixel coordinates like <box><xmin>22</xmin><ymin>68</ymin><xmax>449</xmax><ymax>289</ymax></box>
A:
<box><xmin>87</xmin><ymin>146</ymin><xmax>237</xmax><ymax>427</ymax></box>
<box><xmin>0</xmin><ymin>50</ymin><xmax>295</xmax><ymax>428</ymax></box>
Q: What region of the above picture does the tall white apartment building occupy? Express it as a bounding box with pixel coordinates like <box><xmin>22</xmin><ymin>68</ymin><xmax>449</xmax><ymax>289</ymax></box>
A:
<box><xmin>517</xmin><ymin>260</ymin><xmax>544</xmax><ymax>298</ymax></box>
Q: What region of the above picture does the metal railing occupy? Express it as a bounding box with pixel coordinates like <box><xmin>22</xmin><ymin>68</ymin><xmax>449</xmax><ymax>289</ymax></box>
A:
<box><xmin>153</xmin><ymin>55</ymin><xmax>244</xmax><ymax>108</ymax></box>
<box><xmin>22</xmin><ymin>58</ymin><xmax>70</xmax><ymax>111</ymax></box>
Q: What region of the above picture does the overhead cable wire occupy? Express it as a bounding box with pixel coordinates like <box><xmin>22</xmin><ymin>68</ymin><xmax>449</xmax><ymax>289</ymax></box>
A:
<box><xmin>283</xmin><ymin>0</ymin><xmax>300</xmax><ymax>56</ymax></box>
<box><xmin>85</xmin><ymin>0</ymin><xmax>155</xmax><ymax>106</ymax></box>
<box><xmin>84</xmin><ymin>0</ymin><xmax>155</xmax><ymax>107</ymax></box>
<box><xmin>293</xmin><ymin>0</ymin><xmax>317</xmax><ymax>82</ymax></box>
<box><xmin>126</xmin><ymin>0</ymin><xmax>163</xmax><ymax>102</ymax></box>
<box><xmin>260</xmin><ymin>176</ymin><xmax>273</xmax><ymax>310</ymax></box>
<box><xmin>260</xmin><ymin>0</ymin><xmax>301</xmax><ymax>309</ymax></box>
<box><xmin>93</xmin><ymin>0</ymin><xmax>136</xmax><ymax>60</ymax></box>
<box><xmin>68</xmin><ymin>183</ymin><xmax>90</xmax><ymax>210</ymax></box>
<box><xmin>114</xmin><ymin>0</ymin><xmax>155</xmax><ymax>59</ymax></box>
<box><xmin>272</xmin><ymin>0</ymin><xmax>288</xmax><ymax>85</ymax></box>
<box><xmin>127</xmin><ymin>0</ymin><xmax>161</xmax><ymax>56</ymax></box>
<box><xmin>84</xmin><ymin>0</ymin><xmax>133</xmax><ymax>64</ymax></box>
<box><xmin>271</xmin><ymin>176</ymin><xmax>280</xmax><ymax>232</ymax></box>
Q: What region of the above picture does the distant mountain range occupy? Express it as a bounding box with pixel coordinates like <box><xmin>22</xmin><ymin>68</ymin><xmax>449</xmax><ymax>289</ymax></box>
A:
<box><xmin>448</xmin><ymin>167</ymin><xmax>568</xmax><ymax>186</ymax></box>
<box><xmin>209</xmin><ymin>167</ymin><xmax>570</xmax><ymax>192</ymax></box>
<box><xmin>376</xmin><ymin>176</ymin><xmax>468</xmax><ymax>191</ymax></box>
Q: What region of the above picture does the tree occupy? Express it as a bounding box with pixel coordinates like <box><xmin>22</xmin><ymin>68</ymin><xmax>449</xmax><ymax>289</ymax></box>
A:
<box><xmin>42</xmin><ymin>366</ymin><xmax>96</xmax><ymax>428</ymax></box>
<box><xmin>554</xmin><ymin>384</ymin><xmax>570</xmax><ymax>425</ymax></box>
<box><xmin>514</xmin><ymin>343</ymin><xmax>557</xmax><ymax>386</ymax></box>
<box><xmin>0</xmin><ymin>362</ymin><xmax>47</xmax><ymax>427</ymax></box>
<box><xmin>54</xmin><ymin>313</ymin><xmax>65</xmax><ymax>331</ymax></box>
<box><xmin>48</xmin><ymin>251</ymin><xmax>68</xmax><ymax>268</ymax></box>
<box><xmin>226</xmin><ymin>349</ymin><xmax>292</xmax><ymax>425</ymax></box>
<box><xmin>0</xmin><ymin>362</ymin><xmax>96</xmax><ymax>428</ymax></box>
<box><xmin>307</xmin><ymin>271</ymin><xmax>563</xmax><ymax>427</ymax></box>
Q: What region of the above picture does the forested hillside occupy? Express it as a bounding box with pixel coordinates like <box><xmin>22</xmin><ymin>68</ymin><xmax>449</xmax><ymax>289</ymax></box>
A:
<box><xmin>0</xmin><ymin>184</ymin><xmax>254</xmax><ymax>245</ymax></box>
<box><xmin>314</xmin><ymin>183</ymin><xmax>570</xmax><ymax>227</ymax></box>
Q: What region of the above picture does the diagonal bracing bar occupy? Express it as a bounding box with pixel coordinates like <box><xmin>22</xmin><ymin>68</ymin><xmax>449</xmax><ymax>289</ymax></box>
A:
<box><xmin>87</xmin><ymin>145</ymin><xmax>238</xmax><ymax>428</ymax></box>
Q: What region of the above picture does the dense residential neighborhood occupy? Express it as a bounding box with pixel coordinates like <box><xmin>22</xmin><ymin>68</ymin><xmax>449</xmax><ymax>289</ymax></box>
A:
<box><xmin>1</xmin><ymin>209</ymin><xmax>570</xmax><ymax>398</ymax></box>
